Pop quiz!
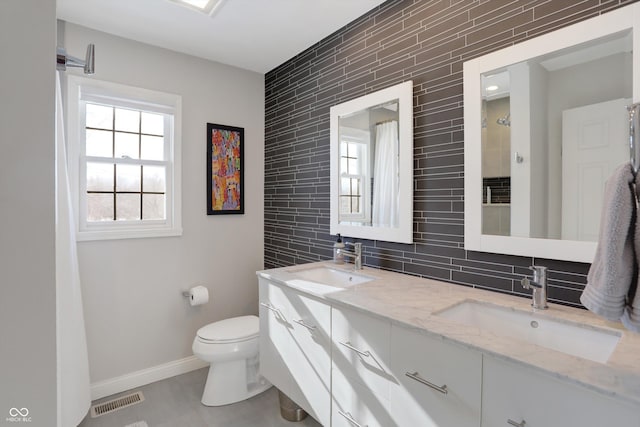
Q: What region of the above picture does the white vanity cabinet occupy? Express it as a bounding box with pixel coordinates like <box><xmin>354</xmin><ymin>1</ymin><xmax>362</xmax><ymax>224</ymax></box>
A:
<box><xmin>258</xmin><ymin>278</ymin><xmax>331</xmax><ymax>426</ymax></box>
<box><xmin>389</xmin><ymin>325</ymin><xmax>482</xmax><ymax>427</ymax></box>
<box><xmin>331</xmin><ymin>305</ymin><xmax>394</xmax><ymax>427</ymax></box>
<box><xmin>482</xmin><ymin>357</ymin><xmax>640</xmax><ymax>427</ymax></box>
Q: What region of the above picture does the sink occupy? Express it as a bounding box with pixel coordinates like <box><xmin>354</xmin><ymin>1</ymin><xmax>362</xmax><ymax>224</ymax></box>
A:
<box><xmin>436</xmin><ymin>300</ymin><xmax>621</xmax><ymax>363</ymax></box>
<box><xmin>285</xmin><ymin>266</ymin><xmax>374</xmax><ymax>295</ymax></box>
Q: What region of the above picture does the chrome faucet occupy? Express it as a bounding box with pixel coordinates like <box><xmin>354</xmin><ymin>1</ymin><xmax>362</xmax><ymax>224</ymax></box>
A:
<box><xmin>337</xmin><ymin>242</ymin><xmax>362</xmax><ymax>270</ymax></box>
<box><xmin>521</xmin><ymin>265</ymin><xmax>548</xmax><ymax>310</ymax></box>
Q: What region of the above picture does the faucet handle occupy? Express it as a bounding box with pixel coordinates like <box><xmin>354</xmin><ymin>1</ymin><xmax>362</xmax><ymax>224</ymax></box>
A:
<box><xmin>521</xmin><ymin>277</ymin><xmax>536</xmax><ymax>290</ymax></box>
<box><xmin>529</xmin><ymin>265</ymin><xmax>547</xmax><ymax>283</ymax></box>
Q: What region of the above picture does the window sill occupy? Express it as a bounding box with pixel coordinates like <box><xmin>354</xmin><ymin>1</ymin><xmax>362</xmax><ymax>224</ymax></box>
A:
<box><xmin>76</xmin><ymin>227</ymin><xmax>183</xmax><ymax>242</ymax></box>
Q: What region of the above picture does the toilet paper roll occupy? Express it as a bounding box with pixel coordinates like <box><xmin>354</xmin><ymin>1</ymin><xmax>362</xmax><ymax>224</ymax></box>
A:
<box><xmin>189</xmin><ymin>285</ymin><xmax>209</xmax><ymax>306</ymax></box>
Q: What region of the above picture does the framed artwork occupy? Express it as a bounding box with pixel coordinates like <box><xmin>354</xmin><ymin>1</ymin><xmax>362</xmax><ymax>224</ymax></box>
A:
<box><xmin>206</xmin><ymin>123</ymin><xmax>244</xmax><ymax>215</ymax></box>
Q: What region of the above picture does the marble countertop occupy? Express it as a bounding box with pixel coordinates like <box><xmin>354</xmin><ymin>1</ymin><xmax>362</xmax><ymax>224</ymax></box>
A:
<box><xmin>257</xmin><ymin>261</ymin><xmax>640</xmax><ymax>407</ymax></box>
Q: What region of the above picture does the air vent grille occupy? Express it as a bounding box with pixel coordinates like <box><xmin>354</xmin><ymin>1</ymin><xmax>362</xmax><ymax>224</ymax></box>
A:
<box><xmin>90</xmin><ymin>391</ymin><xmax>145</xmax><ymax>418</ymax></box>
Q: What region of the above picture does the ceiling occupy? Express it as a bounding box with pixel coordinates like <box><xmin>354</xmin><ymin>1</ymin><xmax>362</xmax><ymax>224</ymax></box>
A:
<box><xmin>57</xmin><ymin>0</ymin><xmax>388</xmax><ymax>74</ymax></box>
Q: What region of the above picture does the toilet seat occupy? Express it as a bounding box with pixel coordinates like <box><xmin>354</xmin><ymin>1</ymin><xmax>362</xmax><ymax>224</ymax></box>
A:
<box><xmin>196</xmin><ymin>315</ymin><xmax>259</xmax><ymax>343</ymax></box>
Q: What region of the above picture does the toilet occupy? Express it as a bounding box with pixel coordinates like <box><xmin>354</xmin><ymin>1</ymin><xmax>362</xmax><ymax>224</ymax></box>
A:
<box><xmin>192</xmin><ymin>315</ymin><xmax>271</xmax><ymax>406</ymax></box>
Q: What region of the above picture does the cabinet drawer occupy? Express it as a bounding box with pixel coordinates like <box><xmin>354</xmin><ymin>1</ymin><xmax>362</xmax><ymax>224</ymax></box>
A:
<box><xmin>390</xmin><ymin>325</ymin><xmax>481</xmax><ymax>427</ymax></box>
<box><xmin>482</xmin><ymin>356</ymin><xmax>640</xmax><ymax>427</ymax></box>
<box><xmin>332</xmin><ymin>367</ymin><xmax>394</xmax><ymax>427</ymax></box>
<box><xmin>332</xmin><ymin>306</ymin><xmax>392</xmax><ymax>398</ymax></box>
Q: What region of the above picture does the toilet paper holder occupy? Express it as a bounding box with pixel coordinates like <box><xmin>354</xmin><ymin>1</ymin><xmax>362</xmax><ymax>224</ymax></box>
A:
<box><xmin>182</xmin><ymin>291</ymin><xmax>191</xmax><ymax>297</ymax></box>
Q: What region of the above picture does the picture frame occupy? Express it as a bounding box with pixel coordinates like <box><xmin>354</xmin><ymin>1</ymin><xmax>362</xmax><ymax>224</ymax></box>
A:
<box><xmin>206</xmin><ymin>123</ymin><xmax>244</xmax><ymax>215</ymax></box>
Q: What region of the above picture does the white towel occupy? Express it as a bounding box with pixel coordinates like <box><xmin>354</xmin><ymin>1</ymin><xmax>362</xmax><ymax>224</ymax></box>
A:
<box><xmin>581</xmin><ymin>163</ymin><xmax>636</xmax><ymax>321</ymax></box>
<box><xmin>622</xmin><ymin>172</ymin><xmax>640</xmax><ymax>332</ymax></box>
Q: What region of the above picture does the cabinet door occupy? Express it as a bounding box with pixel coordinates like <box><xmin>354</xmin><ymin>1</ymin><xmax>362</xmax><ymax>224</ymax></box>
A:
<box><xmin>332</xmin><ymin>306</ymin><xmax>392</xmax><ymax>398</ymax></box>
<box><xmin>482</xmin><ymin>357</ymin><xmax>640</xmax><ymax>427</ymax></box>
<box><xmin>332</xmin><ymin>367</ymin><xmax>394</xmax><ymax>427</ymax></box>
<box><xmin>259</xmin><ymin>280</ymin><xmax>293</xmax><ymax>392</ymax></box>
<box><xmin>332</xmin><ymin>306</ymin><xmax>394</xmax><ymax>426</ymax></box>
<box><xmin>258</xmin><ymin>279</ymin><xmax>331</xmax><ymax>426</ymax></box>
<box><xmin>390</xmin><ymin>326</ymin><xmax>482</xmax><ymax>427</ymax></box>
<box><xmin>287</xmin><ymin>288</ymin><xmax>331</xmax><ymax>426</ymax></box>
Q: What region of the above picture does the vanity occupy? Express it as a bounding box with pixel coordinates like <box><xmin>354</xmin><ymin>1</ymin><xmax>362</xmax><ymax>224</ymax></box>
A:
<box><xmin>257</xmin><ymin>262</ymin><xmax>640</xmax><ymax>427</ymax></box>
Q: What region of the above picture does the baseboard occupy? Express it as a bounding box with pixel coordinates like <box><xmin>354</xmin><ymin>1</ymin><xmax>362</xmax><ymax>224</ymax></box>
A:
<box><xmin>90</xmin><ymin>356</ymin><xmax>208</xmax><ymax>401</ymax></box>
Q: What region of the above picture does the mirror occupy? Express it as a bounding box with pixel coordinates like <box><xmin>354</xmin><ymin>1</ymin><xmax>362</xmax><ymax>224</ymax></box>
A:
<box><xmin>464</xmin><ymin>3</ymin><xmax>640</xmax><ymax>262</ymax></box>
<box><xmin>330</xmin><ymin>81</ymin><xmax>413</xmax><ymax>243</ymax></box>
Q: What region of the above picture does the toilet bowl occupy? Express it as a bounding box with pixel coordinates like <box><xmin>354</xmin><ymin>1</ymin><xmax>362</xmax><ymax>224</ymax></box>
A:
<box><xmin>192</xmin><ymin>315</ymin><xmax>271</xmax><ymax>406</ymax></box>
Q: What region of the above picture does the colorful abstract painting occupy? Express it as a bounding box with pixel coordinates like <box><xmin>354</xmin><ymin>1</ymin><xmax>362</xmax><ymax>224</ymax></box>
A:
<box><xmin>207</xmin><ymin>123</ymin><xmax>244</xmax><ymax>215</ymax></box>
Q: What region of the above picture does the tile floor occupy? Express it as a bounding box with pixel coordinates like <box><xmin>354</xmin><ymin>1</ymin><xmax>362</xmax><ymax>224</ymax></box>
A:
<box><xmin>78</xmin><ymin>368</ymin><xmax>322</xmax><ymax>427</ymax></box>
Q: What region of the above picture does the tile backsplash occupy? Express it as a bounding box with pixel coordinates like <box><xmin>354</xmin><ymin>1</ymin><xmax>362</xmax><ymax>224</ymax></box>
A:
<box><xmin>264</xmin><ymin>0</ymin><xmax>634</xmax><ymax>307</ymax></box>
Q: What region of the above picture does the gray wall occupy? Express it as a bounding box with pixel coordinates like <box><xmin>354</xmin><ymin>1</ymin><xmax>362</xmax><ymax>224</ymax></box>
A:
<box><xmin>264</xmin><ymin>0</ymin><xmax>637</xmax><ymax>307</ymax></box>
<box><xmin>62</xmin><ymin>23</ymin><xmax>265</xmax><ymax>385</ymax></box>
<box><xmin>0</xmin><ymin>1</ymin><xmax>57</xmax><ymax>425</ymax></box>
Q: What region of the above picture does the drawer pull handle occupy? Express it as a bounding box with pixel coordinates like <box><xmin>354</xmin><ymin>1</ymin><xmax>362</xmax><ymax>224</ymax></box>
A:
<box><xmin>293</xmin><ymin>319</ymin><xmax>316</xmax><ymax>331</ymax></box>
<box><xmin>260</xmin><ymin>302</ymin><xmax>285</xmax><ymax>319</ymax></box>
<box><xmin>337</xmin><ymin>410</ymin><xmax>367</xmax><ymax>427</ymax></box>
<box><xmin>339</xmin><ymin>341</ymin><xmax>371</xmax><ymax>357</ymax></box>
<box><xmin>405</xmin><ymin>371</ymin><xmax>448</xmax><ymax>395</ymax></box>
<box><xmin>507</xmin><ymin>420</ymin><xmax>526</xmax><ymax>427</ymax></box>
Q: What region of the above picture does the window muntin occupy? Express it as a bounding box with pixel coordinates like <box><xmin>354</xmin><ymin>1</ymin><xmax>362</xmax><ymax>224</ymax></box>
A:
<box><xmin>82</xmin><ymin>103</ymin><xmax>169</xmax><ymax>223</ymax></box>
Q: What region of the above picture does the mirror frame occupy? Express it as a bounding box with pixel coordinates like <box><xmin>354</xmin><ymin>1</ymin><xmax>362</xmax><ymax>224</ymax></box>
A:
<box><xmin>330</xmin><ymin>80</ymin><xmax>414</xmax><ymax>243</ymax></box>
<box><xmin>464</xmin><ymin>3</ymin><xmax>640</xmax><ymax>263</ymax></box>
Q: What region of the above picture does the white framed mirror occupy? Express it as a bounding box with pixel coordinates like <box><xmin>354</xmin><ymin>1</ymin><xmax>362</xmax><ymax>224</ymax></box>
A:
<box><xmin>330</xmin><ymin>80</ymin><xmax>413</xmax><ymax>243</ymax></box>
<box><xmin>464</xmin><ymin>3</ymin><xmax>640</xmax><ymax>263</ymax></box>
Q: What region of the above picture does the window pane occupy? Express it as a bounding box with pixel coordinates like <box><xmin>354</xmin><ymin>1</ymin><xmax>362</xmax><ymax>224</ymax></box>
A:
<box><xmin>143</xmin><ymin>165</ymin><xmax>166</xmax><ymax>192</ymax></box>
<box><xmin>351</xmin><ymin>178</ymin><xmax>360</xmax><ymax>196</ymax></box>
<box><xmin>352</xmin><ymin>197</ymin><xmax>360</xmax><ymax>213</ymax></box>
<box><xmin>116</xmin><ymin>164</ymin><xmax>141</xmax><ymax>192</ymax></box>
<box><xmin>143</xmin><ymin>194</ymin><xmax>165</xmax><ymax>220</ymax></box>
<box><xmin>115</xmin><ymin>132</ymin><xmax>139</xmax><ymax>159</ymax></box>
<box><xmin>348</xmin><ymin>158</ymin><xmax>360</xmax><ymax>174</ymax></box>
<box><xmin>86</xmin><ymin>104</ymin><xmax>113</xmax><ymax>130</ymax></box>
<box><xmin>340</xmin><ymin>177</ymin><xmax>351</xmax><ymax>195</ymax></box>
<box><xmin>141</xmin><ymin>112</ymin><xmax>164</xmax><ymax>135</ymax></box>
<box><xmin>86</xmin><ymin>162</ymin><xmax>114</xmax><ymax>191</ymax></box>
<box><xmin>116</xmin><ymin>194</ymin><xmax>140</xmax><ymax>220</ymax></box>
<box><xmin>87</xmin><ymin>194</ymin><xmax>113</xmax><ymax>222</ymax></box>
<box><xmin>86</xmin><ymin>129</ymin><xmax>113</xmax><ymax>158</ymax></box>
<box><xmin>141</xmin><ymin>135</ymin><xmax>164</xmax><ymax>160</ymax></box>
<box><xmin>115</xmin><ymin>108</ymin><xmax>139</xmax><ymax>132</ymax></box>
<box><xmin>340</xmin><ymin>157</ymin><xmax>348</xmax><ymax>175</ymax></box>
<box><xmin>340</xmin><ymin>197</ymin><xmax>351</xmax><ymax>214</ymax></box>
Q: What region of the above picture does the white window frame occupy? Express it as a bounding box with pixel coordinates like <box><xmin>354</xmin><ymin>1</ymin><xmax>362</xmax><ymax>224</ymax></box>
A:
<box><xmin>338</xmin><ymin>128</ymin><xmax>371</xmax><ymax>224</ymax></box>
<box><xmin>67</xmin><ymin>76</ymin><xmax>182</xmax><ymax>241</ymax></box>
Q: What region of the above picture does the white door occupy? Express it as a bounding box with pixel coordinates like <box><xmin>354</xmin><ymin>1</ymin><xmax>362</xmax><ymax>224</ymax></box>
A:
<box><xmin>562</xmin><ymin>98</ymin><xmax>630</xmax><ymax>241</ymax></box>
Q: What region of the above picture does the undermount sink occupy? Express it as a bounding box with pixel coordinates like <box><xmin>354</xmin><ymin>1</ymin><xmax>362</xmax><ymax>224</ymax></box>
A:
<box><xmin>285</xmin><ymin>266</ymin><xmax>374</xmax><ymax>295</ymax></box>
<box><xmin>436</xmin><ymin>300</ymin><xmax>621</xmax><ymax>363</ymax></box>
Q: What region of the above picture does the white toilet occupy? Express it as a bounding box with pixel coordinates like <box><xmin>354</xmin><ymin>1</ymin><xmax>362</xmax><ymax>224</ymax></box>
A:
<box><xmin>192</xmin><ymin>315</ymin><xmax>271</xmax><ymax>406</ymax></box>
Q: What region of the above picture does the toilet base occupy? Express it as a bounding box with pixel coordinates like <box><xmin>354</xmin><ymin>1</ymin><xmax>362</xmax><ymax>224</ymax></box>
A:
<box><xmin>201</xmin><ymin>358</ymin><xmax>272</xmax><ymax>406</ymax></box>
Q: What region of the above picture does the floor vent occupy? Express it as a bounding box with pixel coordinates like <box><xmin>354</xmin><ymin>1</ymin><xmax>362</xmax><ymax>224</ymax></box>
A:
<box><xmin>90</xmin><ymin>391</ymin><xmax>145</xmax><ymax>418</ymax></box>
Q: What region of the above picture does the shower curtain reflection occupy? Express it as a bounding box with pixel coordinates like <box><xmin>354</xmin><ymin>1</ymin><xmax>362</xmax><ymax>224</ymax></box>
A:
<box><xmin>56</xmin><ymin>71</ymin><xmax>91</xmax><ymax>426</ymax></box>
<box><xmin>372</xmin><ymin>120</ymin><xmax>399</xmax><ymax>227</ymax></box>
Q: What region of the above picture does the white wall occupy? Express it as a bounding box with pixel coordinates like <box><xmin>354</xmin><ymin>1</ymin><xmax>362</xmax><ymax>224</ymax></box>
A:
<box><xmin>0</xmin><ymin>1</ymin><xmax>57</xmax><ymax>425</ymax></box>
<box><xmin>61</xmin><ymin>23</ymin><xmax>265</xmax><ymax>386</ymax></box>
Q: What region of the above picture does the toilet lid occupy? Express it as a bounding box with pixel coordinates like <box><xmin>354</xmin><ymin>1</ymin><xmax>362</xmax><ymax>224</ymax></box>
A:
<box><xmin>197</xmin><ymin>315</ymin><xmax>259</xmax><ymax>343</ymax></box>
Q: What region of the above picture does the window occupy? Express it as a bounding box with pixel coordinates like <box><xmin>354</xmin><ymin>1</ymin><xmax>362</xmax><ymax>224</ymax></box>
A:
<box><xmin>338</xmin><ymin>129</ymin><xmax>370</xmax><ymax>224</ymax></box>
<box><xmin>67</xmin><ymin>77</ymin><xmax>182</xmax><ymax>241</ymax></box>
